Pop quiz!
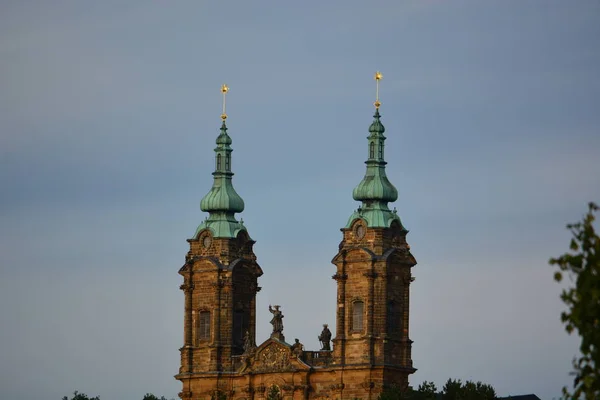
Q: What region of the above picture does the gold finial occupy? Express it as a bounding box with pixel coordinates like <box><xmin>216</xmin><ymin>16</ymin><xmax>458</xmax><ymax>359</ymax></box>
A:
<box><xmin>220</xmin><ymin>84</ymin><xmax>229</xmax><ymax>120</ymax></box>
<box><xmin>374</xmin><ymin>71</ymin><xmax>383</xmax><ymax>109</ymax></box>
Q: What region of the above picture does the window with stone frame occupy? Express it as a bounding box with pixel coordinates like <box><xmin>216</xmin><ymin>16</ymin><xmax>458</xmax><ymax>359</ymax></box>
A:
<box><xmin>352</xmin><ymin>300</ymin><xmax>364</xmax><ymax>331</ymax></box>
<box><xmin>233</xmin><ymin>310</ymin><xmax>245</xmax><ymax>347</ymax></box>
<box><xmin>387</xmin><ymin>300</ymin><xmax>400</xmax><ymax>334</ymax></box>
<box><xmin>198</xmin><ymin>311</ymin><xmax>210</xmax><ymax>341</ymax></box>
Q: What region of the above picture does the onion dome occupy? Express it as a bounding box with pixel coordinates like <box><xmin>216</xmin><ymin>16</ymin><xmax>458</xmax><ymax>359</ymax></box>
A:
<box><xmin>352</xmin><ymin>109</ymin><xmax>399</xmax><ymax>204</ymax></box>
<box><xmin>346</xmin><ymin>72</ymin><xmax>403</xmax><ymax>229</ymax></box>
<box><xmin>195</xmin><ymin>86</ymin><xmax>248</xmax><ymax>238</ymax></box>
<box><xmin>200</xmin><ymin>121</ymin><xmax>244</xmax><ymax>214</ymax></box>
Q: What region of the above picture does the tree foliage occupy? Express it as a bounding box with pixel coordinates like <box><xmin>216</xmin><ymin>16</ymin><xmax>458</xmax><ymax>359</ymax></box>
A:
<box><xmin>550</xmin><ymin>202</ymin><xmax>600</xmax><ymax>399</ymax></box>
<box><xmin>377</xmin><ymin>385</ymin><xmax>405</xmax><ymax>400</ymax></box>
<box><xmin>62</xmin><ymin>391</ymin><xmax>100</xmax><ymax>400</ymax></box>
<box><xmin>377</xmin><ymin>379</ymin><xmax>494</xmax><ymax>400</ymax></box>
<box><xmin>142</xmin><ymin>394</ymin><xmax>169</xmax><ymax>400</ymax></box>
<box><xmin>441</xmin><ymin>379</ymin><xmax>496</xmax><ymax>400</ymax></box>
<box><xmin>416</xmin><ymin>381</ymin><xmax>438</xmax><ymax>400</ymax></box>
<box><xmin>62</xmin><ymin>391</ymin><xmax>176</xmax><ymax>400</ymax></box>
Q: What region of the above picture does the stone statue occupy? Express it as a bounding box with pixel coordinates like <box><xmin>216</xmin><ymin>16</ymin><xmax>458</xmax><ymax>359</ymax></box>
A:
<box><xmin>318</xmin><ymin>324</ymin><xmax>332</xmax><ymax>351</ymax></box>
<box><xmin>291</xmin><ymin>338</ymin><xmax>304</xmax><ymax>358</ymax></box>
<box><xmin>243</xmin><ymin>330</ymin><xmax>255</xmax><ymax>355</ymax></box>
<box><xmin>269</xmin><ymin>305</ymin><xmax>284</xmax><ymax>334</ymax></box>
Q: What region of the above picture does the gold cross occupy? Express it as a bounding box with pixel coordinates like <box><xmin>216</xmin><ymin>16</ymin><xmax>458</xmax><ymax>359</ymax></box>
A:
<box><xmin>221</xmin><ymin>84</ymin><xmax>229</xmax><ymax>120</ymax></box>
<box><xmin>374</xmin><ymin>71</ymin><xmax>383</xmax><ymax>109</ymax></box>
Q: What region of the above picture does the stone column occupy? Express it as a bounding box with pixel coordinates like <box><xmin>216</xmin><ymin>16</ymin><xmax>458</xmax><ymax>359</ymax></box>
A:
<box><xmin>332</xmin><ymin>255</ymin><xmax>347</xmax><ymax>364</ymax></box>
<box><xmin>211</xmin><ymin>277</ymin><xmax>224</xmax><ymax>371</ymax></box>
<box><xmin>180</xmin><ymin>276</ymin><xmax>194</xmax><ymax>373</ymax></box>
<box><xmin>364</xmin><ymin>267</ymin><xmax>377</xmax><ymax>365</ymax></box>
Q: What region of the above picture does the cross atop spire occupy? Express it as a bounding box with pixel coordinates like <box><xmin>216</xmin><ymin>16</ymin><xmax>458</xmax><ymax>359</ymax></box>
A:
<box><xmin>374</xmin><ymin>71</ymin><xmax>383</xmax><ymax>109</ymax></box>
<box><xmin>221</xmin><ymin>84</ymin><xmax>229</xmax><ymax>120</ymax></box>
<box><xmin>195</xmin><ymin>83</ymin><xmax>246</xmax><ymax>239</ymax></box>
<box><xmin>346</xmin><ymin>71</ymin><xmax>403</xmax><ymax>229</ymax></box>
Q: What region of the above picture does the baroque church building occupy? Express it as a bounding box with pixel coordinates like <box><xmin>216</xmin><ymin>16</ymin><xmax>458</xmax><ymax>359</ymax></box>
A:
<box><xmin>175</xmin><ymin>76</ymin><xmax>417</xmax><ymax>400</ymax></box>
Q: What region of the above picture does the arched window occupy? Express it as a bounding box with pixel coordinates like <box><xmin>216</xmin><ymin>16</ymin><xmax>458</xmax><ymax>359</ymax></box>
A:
<box><xmin>225</xmin><ymin>154</ymin><xmax>230</xmax><ymax>171</ymax></box>
<box><xmin>233</xmin><ymin>310</ymin><xmax>244</xmax><ymax>347</ymax></box>
<box><xmin>369</xmin><ymin>142</ymin><xmax>375</xmax><ymax>159</ymax></box>
<box><xmin>198</xmin><ymin>311</ymin><xmax>210</xmax><ymax>340</ymax></box>
<box><xmin>352</xmin><ymin>300</ymin><xmax>364</xmax><ymax>331</ymax></box>
<box><xmin>387</xmin><ymin>301</ymin><xmax>399</xmax><ymax>333</ymax></box>
<box><xmin>378</xmin><ymin>143</ymin><xmax>383</xmax><ymax>159</ymax></box>
<box><xmin>216</xmin><ymin>154</ymin><xmax>222</xmax><ymax>170</ymax></box>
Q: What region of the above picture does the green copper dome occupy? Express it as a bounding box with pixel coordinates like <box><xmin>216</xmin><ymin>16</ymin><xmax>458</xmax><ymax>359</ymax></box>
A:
<box><xmin>215</xmin><ymin>128</ymin><xmax>233</xmax><ymax>145</ymax></box>
<box><xmin>195</xmin><ymin>120</ymin><xmax>247</xmax><ymax>238</ymax></box>
<box><xmin>200</xmin><ymin>176</ymin><xmax>245</xmax><ymax>213</ymax></box>
<box><xmin>347</xmin><ymin>108</ymin><xmax>402</xmax><ymax>229</ymax></box>
<box><xmin>352</xmin><ymin>109</ymin><xmax>398</xmax><ymax>202</ymax></box>
<box><xmin>368</xmin><ymin>110</ymin><xmax>385</xmax><ymax>135</ymax></box>
<box><xmin>352</xmin><ymin>171</ymin><xmax>398</xmax><ymax>203</ymax></box>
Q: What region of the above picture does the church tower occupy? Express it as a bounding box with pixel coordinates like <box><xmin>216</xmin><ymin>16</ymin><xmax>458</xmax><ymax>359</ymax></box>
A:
<box><xmin>176</xmin><ymin>76</ymin><xmax>417</xmax><ymax>400</ymax></box>
<box><xmin>177</xmin><ymin>85</ymin><xmax>263</xmax><ymax>394</ymax></box>
<box><xmin>331</xmin><ymin>72</ymin><xmax>417</xmax><ymax>390</ymax></box>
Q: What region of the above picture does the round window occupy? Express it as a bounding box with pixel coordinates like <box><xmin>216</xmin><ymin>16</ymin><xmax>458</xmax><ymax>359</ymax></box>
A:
<box><xmin>201</xmin><ymin>233</ymin><xmax>212</xmax><ymax>249</ymax></box>
<box><xmin>355</xmin><ymin>224</ymin><xmax>366</xmax><ymax>240</ymax></box>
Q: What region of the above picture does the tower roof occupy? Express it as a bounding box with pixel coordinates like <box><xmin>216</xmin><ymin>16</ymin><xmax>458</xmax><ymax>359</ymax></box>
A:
<box><xmin>347</xmin><ymin>72</ymin><xmax>403</xmax><ymax>229</ymax></box>
<box><xmin>352</xmin><ymin>109</ymin><xmax>398</xmax><ymax>204</ymax></box>
<box><xmin>199</xmin><ymin>121</ymin><xmax>245</xmax><ymax>214</ymax></box>
<box><xmin>195</xmin><ymin>85</ymin><xmax>247</xmax><ymax>238</ymax></box>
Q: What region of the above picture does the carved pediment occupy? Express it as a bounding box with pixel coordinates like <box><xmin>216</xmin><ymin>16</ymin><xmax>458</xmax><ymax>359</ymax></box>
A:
<box><xmin>255</xmin><ymin>342</ymin><xmax>292</xmax><ymax>372</ymax></box>
<box><xmin>240</xmin><ymin>339</ymin><xmax>309</xmax><ymax>374</ymax></box>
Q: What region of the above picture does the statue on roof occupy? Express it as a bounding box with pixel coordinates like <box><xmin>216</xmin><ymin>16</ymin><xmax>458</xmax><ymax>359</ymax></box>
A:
<box><xmin>291</xmin><ymin>338</ymin><xmax>304</xmax><ymax>358</ymax></box>
<box><xmin>319</xmin><ymin>324</ymin><xmax>332</xmax><ymax>351</ymax></box>
<box><xmin>269</xmin><ymin>305</ymin><xmax>284</xmax><ymax>335</ymax></box>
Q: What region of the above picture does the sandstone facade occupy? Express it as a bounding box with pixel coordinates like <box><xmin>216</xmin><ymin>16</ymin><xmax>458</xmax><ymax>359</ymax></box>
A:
<box><xmin>177</xmin><ymin>81</ymin><xmax>416</xmax><ymax>400</ymax></box>
<box><xmin>176</xmin><ymin>219</ymin><xmax>416</xmax><ymax>400</ymax></box>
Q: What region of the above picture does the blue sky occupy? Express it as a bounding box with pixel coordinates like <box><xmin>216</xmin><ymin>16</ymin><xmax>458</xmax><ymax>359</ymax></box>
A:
<box><xmin>1</xmin><ymin>1</ymin><xmax>599</xmax><ymax>399</ymax></box>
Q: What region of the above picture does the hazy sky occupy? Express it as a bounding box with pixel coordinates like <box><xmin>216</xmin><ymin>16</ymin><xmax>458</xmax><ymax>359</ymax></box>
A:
<box><xmin>1</xmin><ymin>1</ymin><xmax>599</xmax><ymax>400</ymax></box>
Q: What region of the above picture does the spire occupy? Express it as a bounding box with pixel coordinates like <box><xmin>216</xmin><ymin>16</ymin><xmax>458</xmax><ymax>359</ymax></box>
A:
<box><xmin>195</xmin><ymin>84</ymin><xmax>247</xmax><ymax>238</ymax></box>
<box><xmin>347</xmin><ymin>72</ymin><xmax>402</xmax><ymax>229</ymax></box>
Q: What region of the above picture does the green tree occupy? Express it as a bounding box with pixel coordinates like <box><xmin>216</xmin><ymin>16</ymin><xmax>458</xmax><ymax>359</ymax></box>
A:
<box><xmin>416</xmin><ymin>381</ymin><xmax>438</xmax><ymax>400</ymax></box>
<box><xmin>142</xmin><ymin>394</ymin><xmax>168</xmax><ymax>400</ymax></box>
<box><xmin>441</xmin><ymin>378</ymin><xmax>496</xmax><ymax>400</ymax></box>
<box><xmin>62</xmin><ymin>391</ymin><xmax>100</xmax><ymax>400</ymax></box>
<box><xmin>377</xmin><ymin>381</ymin><xmax>436</xmax><ymax>400</ymax></box>
<box><xmin>473</xmin><ymin>382</ymin><xmax>496</xmax><ymax>400</ymax></box>
<box><xmin>377</xmin><ymin>385</ymin><xmax>405</xmax><ymax>400</ymax></box>
<box><xmin>550</xmin><ymin>202</ymin><xmax>600</xmax><ymax>399</ymax></box>
<box><xmin>378</xmin><ymin>380</ymin><xmax>494</xmax><ymax>400</ymax></box>
<box><xmin>441</xmin><ymin>379</ymin><xmax>463</xmax><ymax>400</ymax></box>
